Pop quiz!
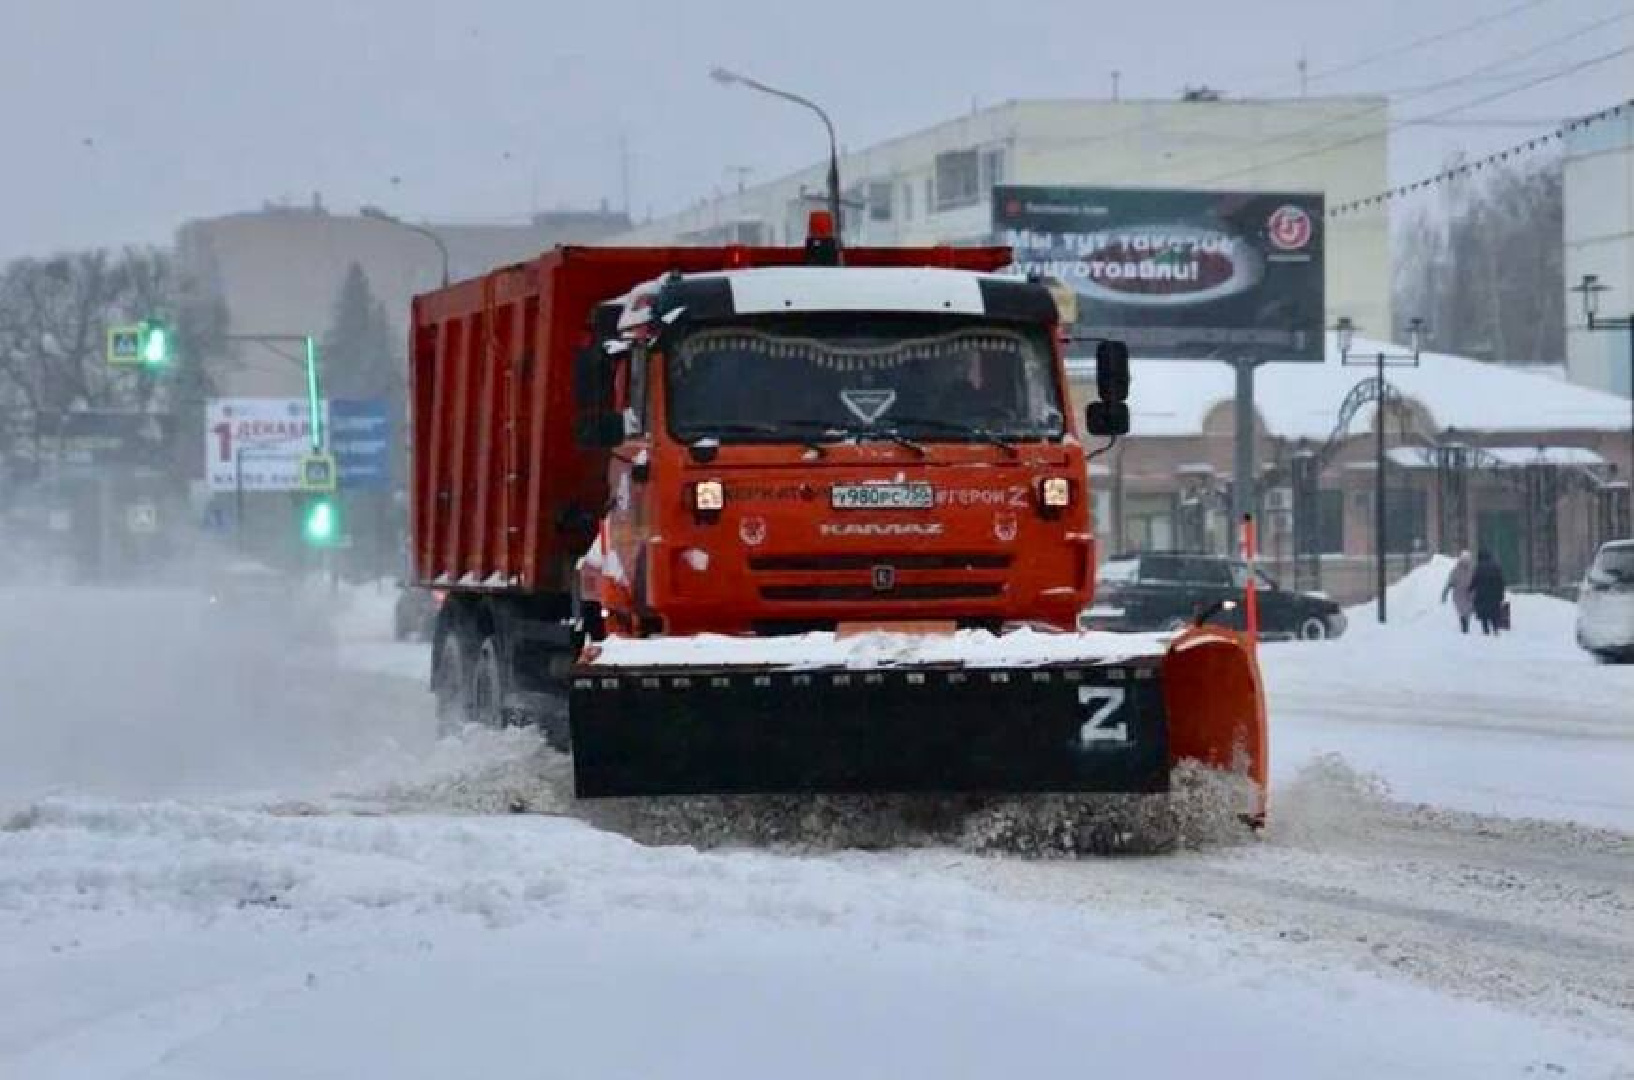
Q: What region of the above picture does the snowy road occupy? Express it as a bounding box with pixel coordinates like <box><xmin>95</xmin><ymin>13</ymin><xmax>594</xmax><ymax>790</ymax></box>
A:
<box><xmin>2</xmin><ymin>572</ymin><xmax>1632</xmax><ymax>1078</ymax></box>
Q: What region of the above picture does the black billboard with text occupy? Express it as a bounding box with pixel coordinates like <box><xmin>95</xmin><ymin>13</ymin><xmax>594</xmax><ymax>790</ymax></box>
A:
<box><xmin>993</xmin><ymin>185</ymin><xmax>1325</xmax><ymax>362</ymax></box>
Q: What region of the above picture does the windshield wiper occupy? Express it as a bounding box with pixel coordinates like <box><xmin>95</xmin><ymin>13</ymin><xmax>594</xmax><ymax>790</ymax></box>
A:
<box><xmin>675</xmin><ymin>423</ymin><xmax>826</xmax><ymax>457</ymax></box>
<box><xmin>887</xmin><ymin>414</ymin><xmax>1018</xmax><ymax>456</ymax></box>
<box><xmin>764</xmin><ymin>418</ymin><xmax>925</xmax><ymax>457</ymax></box>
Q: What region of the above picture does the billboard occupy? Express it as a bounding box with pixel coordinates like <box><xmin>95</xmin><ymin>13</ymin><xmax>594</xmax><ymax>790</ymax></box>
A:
<box><xmin>205</xmin><ymin>398</ymin><xmax>393</xmax><ymax>493</ymax></box>
<box><xmin>993</xmin><ymin>185</ymin><xmax>1325</xmax><ymax>362</ymax></box>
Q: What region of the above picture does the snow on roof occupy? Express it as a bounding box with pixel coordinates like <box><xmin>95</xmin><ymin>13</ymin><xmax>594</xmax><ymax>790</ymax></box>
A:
<box><xmin>710</xmin><ymin>266</ymin><xmax>996</xmax><ymax>316</ymax></box>
<box><xmin>1068</xmin><ymin>335</ymin><xmax>1630</xmax><ymax>439</ymax></box>
<box><xmin>1387</xmin><ymin>445</ymin><xmax>1607</xmax><ymax>469</ymax></box>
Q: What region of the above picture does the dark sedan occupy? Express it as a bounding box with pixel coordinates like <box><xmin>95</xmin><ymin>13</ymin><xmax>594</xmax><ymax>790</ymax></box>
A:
<box><xmin>1083</xmin><ymin>552</ymin><xmax>1347</xmax><ymax>640</ymax></box>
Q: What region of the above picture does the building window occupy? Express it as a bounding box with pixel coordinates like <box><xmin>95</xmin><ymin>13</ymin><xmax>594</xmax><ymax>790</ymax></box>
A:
<box><xmin>980</xmin><ymin>146</ymin><xmax>1006</xmax><ymax>190</ymax></box>
<box><xmin>1385</xmin><ymin>488</ymin><xmax>1428</xmax><ymax>554</ymax></box>
<box><xmin>867</xmin><ymin>181</ymin><xmax>893</xmax><ymax>222</ymax></box>
<box><xmin>934</xmin><ymin>149</ymin><xmax>981</xmax><ymax>211</ymax></box>
<box><xmin>901</xmin><ymin>181</ymin><xmax>914</xmax><ymax>221</ymax></box>
<box><xmin>1123</xmin><ymin>493</ymin><xmax>1175</xmax><ymax>553</ymax></box>
<box><xmin>1306</xmin><ymin>489</ymin><xmax>1344</xmax><ymax>555</ymax></box>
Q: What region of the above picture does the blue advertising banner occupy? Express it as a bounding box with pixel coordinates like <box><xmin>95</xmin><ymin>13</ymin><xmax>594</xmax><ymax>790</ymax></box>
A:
<box><xmin>329</xmin><ymin>399</ymin><xmax>394</xmax><ymax>491</ymax></box>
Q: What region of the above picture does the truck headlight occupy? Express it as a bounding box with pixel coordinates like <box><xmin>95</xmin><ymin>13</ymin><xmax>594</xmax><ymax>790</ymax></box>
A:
<box><xmin>1040</xmin><ymin>476</ymin><xmax>1071</xmax><ymax>508</ymax></box>
<box><xmin>692</xmin><ymin>479</ymin><xmax>725</xmax><ymax>512</ymax></box>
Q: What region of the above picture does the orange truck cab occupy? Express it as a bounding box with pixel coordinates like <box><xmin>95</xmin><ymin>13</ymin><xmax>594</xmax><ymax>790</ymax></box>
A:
<box><xmin>583</xmin><ymin>261</ymin><xmax>1092</xmax><ymax>639</ymax></box>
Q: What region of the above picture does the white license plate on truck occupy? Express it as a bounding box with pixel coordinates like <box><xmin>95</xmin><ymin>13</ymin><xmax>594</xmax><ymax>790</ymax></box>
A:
<box><xmin>831</xmin><ymin>483</ymin><xmax>934</xmax><ymax>510</ymax></box>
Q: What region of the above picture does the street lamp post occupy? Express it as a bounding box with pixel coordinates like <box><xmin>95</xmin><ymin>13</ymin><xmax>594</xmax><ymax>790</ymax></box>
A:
<box><xmin>1572</xmin><ymin>274</ymin><xmax>1634</xmax><ymax>506</ymax></box>
<box><xmin>710</xmin><ymin>66</ymin><xmax>843</xmax><ymax>246</ymax></box>
<box><xmin>1336</xmin><ymin>316</ymin><xmax>1425</xmax><ymax>624</ymax></box>
<box><xmin>361</xmin><ymin>206</ymin><xmax>451</xmax><ymax>287</ymax></box>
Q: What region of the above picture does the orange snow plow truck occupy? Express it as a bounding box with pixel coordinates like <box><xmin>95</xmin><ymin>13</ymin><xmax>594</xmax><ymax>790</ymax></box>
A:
<box><xmin>409</xmin><ymin>215</ymin><xmax>1266</xmax><ymax>812</ymax></box>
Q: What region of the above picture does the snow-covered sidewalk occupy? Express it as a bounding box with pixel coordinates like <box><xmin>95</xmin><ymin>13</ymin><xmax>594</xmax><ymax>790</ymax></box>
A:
<box><xmin>1263</xmin><ymin>556</ymin><xmax>1634</xmax><ymax>830</ymax></box>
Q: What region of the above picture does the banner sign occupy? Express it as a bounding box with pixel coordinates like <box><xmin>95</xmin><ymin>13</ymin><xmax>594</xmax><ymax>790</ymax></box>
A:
<box><xmin>329</xmin><ymin>399</ymin><xmax>393</xmax><ymax>492</ymax></box>
<box><xmin>993</xmin><ymin>185</ymin><xmax>1325</xmax><ymax>362</ymax></box>
<box><xmin>205</xmin><ymin>398</ymin><xmax>393</xmax><ymax>492</ymax></box>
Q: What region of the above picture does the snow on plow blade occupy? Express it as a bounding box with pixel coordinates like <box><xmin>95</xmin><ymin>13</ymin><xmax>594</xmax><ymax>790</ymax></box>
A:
<box><xmin>570</xmin><ymin>658</ymin><xmax>1169</xmax><ymax>798</ymax></box>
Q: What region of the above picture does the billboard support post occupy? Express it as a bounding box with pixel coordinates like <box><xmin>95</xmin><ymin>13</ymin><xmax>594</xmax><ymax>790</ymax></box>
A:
<box><xmin>1232</xmin><ymin>357</ymin><xmax>1259</xmax><ymax>552</ymax></box>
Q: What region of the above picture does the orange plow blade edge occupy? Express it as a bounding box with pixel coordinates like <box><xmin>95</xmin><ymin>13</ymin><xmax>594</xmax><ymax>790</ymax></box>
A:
<box><xmin>1161</xmin><ymin>626</ymin><xmax>1270</xmax><ymax>823</ymax></box>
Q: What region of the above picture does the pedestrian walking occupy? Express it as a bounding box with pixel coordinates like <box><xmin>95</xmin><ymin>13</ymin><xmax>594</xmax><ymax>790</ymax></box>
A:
<box><xmin>1470</xmin><ymin>549</ymin><xmax>1508</xmax><ymax>636</ymax></box>
<box><xmin>1440</xmin><ymin>550</ymin><xmax>1475</xmax><ymax>633</ymax></box>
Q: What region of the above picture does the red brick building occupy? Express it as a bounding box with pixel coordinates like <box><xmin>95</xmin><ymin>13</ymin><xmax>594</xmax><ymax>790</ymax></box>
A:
<box><xmin>1073</xmin><ymin>337</ymin><xmax>1631</xmax><ymax>603</ymax></box>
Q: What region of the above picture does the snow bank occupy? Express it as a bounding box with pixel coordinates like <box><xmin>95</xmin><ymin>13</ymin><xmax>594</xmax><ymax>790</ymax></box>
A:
<box><xmin>587</xmin><ymin>626</ymin><xmax>1170</xmax><ymax>669</ymax></box>
<box><xmin>1261</xmin><ymin>557</ymin><xmax>1634</xmax><ymax>829</ymax></box>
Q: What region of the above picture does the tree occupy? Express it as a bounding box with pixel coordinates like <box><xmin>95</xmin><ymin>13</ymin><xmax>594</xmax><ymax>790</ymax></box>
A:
<box><xmin>0</xmin><ymin>247</ymin><xmax>223</xmax><ymax>486</ymax></box>
<box><xmin>320</xmin><ymin>263</ymin><xmax>404</xmax><ymax>578</ymax></box>
<box><xmin>1393</xmin><ymin>158</ymin><xmax>1564</xmax><ymax>366</ymax></box>
<box><xmin>322</xmin><ymin>263</ymin><xmax>400</xmax><ymax>403</ymax></box>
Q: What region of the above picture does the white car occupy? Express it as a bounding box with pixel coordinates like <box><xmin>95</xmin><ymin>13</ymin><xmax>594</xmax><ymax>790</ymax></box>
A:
<box><xmin>1575</xmin><ymin>539</ymin><xmax>1634</xmax><ymax>663</ymax></box>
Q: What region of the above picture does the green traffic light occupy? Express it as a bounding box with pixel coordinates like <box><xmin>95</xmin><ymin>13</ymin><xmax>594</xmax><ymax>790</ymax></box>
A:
<box><xmin>139</xmin><ymin>321</ymin><xmax>171</xmax><ymax>366</ymax></box>
<box><xmin>303</xmin><ymin>498</ymin><xmax>338</xmax><ymax>546</ymax></box>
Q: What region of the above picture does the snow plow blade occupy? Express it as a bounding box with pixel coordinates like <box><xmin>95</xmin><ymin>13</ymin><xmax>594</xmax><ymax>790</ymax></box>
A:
<box><xmin>569</xmin><ymin>625</ymin><xmax>1266</xmax><ymax>805</ymax></box>
<box><xmin>570</xmin><ymin>657</ymin><xmax>1171</xmax><ymax>798</ymax></box>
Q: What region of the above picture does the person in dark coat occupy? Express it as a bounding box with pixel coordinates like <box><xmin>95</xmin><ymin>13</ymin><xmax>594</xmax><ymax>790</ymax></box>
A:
<box><xmin>1470</xmin><ymin>549</ymin><xmax>1507</xmax><ymax>635</ymax></box>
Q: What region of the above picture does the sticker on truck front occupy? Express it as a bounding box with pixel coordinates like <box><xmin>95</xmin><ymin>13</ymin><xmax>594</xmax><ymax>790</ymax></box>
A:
<box><xmin>831</xmin><ymin>483</ymin><xmax>934</xmax><ymax>510</ymax></box>
<box><xmin>1076</xmin><ymin>686</ymin><xmax>1129</xmax><ymax>747</ymax></box>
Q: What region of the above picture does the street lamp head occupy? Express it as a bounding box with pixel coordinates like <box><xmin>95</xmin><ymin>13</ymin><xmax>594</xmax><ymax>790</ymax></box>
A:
<box><xmin>1573</xmin><ymin>273</ymin><xmax>1606</xmax><ymax>323</ymax></box>
<box><xmin>709</xmin><ymin>66</ymin><xmax>741</xmax><ymax>86</ymax></box>
<box><xmin>1334</xmin><ymin>316</ymin><xmax>1355</xmax><ymax>358</ymax></box>
<box><xmin>360</xmin><ymin>205</ymin><xmax>397</xmax><ymax>222</ymax></box>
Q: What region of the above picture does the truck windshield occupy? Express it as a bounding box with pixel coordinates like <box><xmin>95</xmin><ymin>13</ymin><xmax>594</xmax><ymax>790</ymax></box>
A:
<box><xmin>666</xmin><ymin>317</ymin><xmax>1065</xmax><ymax>445</ymax></box>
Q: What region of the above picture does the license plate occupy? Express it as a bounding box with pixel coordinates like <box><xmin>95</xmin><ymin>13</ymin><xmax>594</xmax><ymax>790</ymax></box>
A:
<box><xmin>831</xmin><ymin>483</ymin><xmax>934</xmax><ymax>510</ymax></box>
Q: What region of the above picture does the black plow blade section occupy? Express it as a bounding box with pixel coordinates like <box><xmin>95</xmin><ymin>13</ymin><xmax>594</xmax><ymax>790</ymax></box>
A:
<box><xmin>568</xmin><ymin>660</ymin><xmax>1170</xmax><ymax>798</ymax></box>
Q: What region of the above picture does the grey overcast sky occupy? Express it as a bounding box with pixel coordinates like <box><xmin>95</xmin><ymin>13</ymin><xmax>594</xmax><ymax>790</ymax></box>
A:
<box><xmin>2</xmin><ymin>0</ymin><xmax>1630</xmax><ymax>261</ymax></box>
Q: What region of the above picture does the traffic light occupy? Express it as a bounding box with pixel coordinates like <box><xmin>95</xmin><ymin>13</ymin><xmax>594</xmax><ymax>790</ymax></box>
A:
<box><xmin>137</xmin><ymin>320</ymin><xmax>171</xmax><ymax>367</ymax></box>
<box><xmin>302</xmin><ymin>495</ymin><xmax>340</xmax><ymax>547</ymax></box>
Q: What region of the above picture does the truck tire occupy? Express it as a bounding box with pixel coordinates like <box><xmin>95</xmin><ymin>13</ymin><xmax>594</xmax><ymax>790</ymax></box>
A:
<box><xmin>470</xmin><ymin>636</ymin><xmax>507</xmax><ymax>729</ymax></box>
<box><xmin>434</xmin><ymin>629</ymin><xmax>473</xmax><ymax>734</ymax></box>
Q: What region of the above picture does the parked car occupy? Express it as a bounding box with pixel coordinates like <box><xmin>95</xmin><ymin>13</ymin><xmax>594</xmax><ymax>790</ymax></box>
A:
<box><xmin>1575</xmin><ymin>539</ymin><xmax>1634</xmax><ymax>663</ymax></box>
<box><xmin>393</xmin><ymin>582</ymin><xmax>445</xmax><ymax>641</ymax></box>
<box><xmin>1083</xmin><ymin>552</ymin><xmax>1347</xmax><ymax>640</ymax></box>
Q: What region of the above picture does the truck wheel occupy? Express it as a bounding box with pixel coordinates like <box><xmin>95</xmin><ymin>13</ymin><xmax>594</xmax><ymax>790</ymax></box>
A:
<box><xmin>1297</xmin><ymin>615</ymin><xmax>1328</xmax><ymax>641</ymax></box>
<box><xmin>470</xmin><ymin>636</ymin><xmax>507</xmax><ymax>729</ymax></box>
<box><xmin>434</xmin><ymin>631</ymin><xmax>473</xmax><ymax>734</ymax></box>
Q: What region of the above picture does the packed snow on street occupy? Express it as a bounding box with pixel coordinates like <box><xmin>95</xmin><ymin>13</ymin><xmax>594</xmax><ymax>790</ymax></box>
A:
<box><xmin>2</xmin><ymin>558</ymin><xmax>1631</xmax><ymax>1079</ymax></box>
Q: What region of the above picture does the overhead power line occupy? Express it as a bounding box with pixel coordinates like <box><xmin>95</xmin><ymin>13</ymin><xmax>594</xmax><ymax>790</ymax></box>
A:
<box><xmin>1198</xmin><ymin>44</ymin><xmax>1633</xmax><ymax>185</ymax></box>
<box><xmin>1327</xmin><ymin>97</ymin><xmax>1633</xmax><ymax>217</ymax></box>
<box><xmin>1025</xmin><ymin>0</ymin><xmax>1570</xmax><ymax>155</ymax></box>
<box><xmin>1158</xmin><ymin>9</ymin><xmax>1631</xmax><ymax>182</ymax></box>
<box><xmin>1293</xmin><ymin>0</ymin><xmax>1556</xmax><ymax>90</ymax></box>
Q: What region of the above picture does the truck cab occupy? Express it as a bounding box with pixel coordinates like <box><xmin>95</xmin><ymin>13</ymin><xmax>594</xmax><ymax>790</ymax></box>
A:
<box><xmin>582</xmin><ymin>263</ymin><xmax>1096</xmax><ymax>637</ymax></box>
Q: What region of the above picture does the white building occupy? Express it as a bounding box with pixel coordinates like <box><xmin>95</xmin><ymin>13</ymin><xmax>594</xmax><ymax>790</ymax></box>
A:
<box><xmin>1564</xmin><ymin>102</ymin><xmax>1634</xmax><ymax>399</ymax></box>
<box><xmin>610</xmin><ymin>95</ymin><xmax>1392</xmax><ymax>336</ymax></box>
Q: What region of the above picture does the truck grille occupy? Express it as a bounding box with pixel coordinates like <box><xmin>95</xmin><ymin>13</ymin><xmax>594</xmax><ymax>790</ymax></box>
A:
<box><xmin>749</xmin><ymin>552</ymin><xmax>1011</xmax><ymax>572</ymax></box>
<box><xmin>759</xmin><ymin>583</ymin><xmax>1004</xmax><ymax>602</ymax></box>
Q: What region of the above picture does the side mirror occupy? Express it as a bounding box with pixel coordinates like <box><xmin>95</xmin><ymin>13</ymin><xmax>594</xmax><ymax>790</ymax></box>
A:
<box><xmin>1085</xmin><ymin>401</ymin><xmax>1129</xmax><ymax>437</ymax></box>
<box><xmin>1095</xmin><ymin>339</ymin><xmax>1131</xmax><ymax>404</ymax></box>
